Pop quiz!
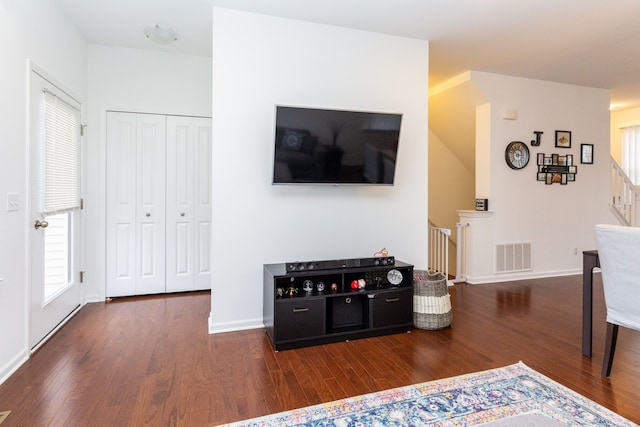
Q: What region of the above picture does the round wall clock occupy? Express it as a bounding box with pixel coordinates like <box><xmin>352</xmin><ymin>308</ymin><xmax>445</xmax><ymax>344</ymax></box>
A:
<box><xmin>505</xmin><ymin>141</ymin><xmax>530</xmax><ymax>170</ymax></box>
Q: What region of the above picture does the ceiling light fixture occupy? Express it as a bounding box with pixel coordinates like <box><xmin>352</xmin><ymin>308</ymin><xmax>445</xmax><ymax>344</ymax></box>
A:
<box><xmin>144</xmin><ymin>24</ymin><xmax>178</xmax><ymax>45</ymax></box>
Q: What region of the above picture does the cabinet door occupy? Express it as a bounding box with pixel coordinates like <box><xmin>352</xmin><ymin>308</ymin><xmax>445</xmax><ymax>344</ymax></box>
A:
<box><xmin>275</xmin><ymin>298</ymin><xmax>325</xmax><ymax>342</ymax></box>
<box><xmin>371</xmin><ymin>288</ymin><xmax>413</xmax><ymax>328</ymax></box>
<box><xmin>106</xmin><ymin>112</ymin><xmax>166</xmax><ymax>297</ymax></box>
<box><xmin>165</xmin><ymin>116</ymin><xmax>212</xmax><ymax>292</ymax></box>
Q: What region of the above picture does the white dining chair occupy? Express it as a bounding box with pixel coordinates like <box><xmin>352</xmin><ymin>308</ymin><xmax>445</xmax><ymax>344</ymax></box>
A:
<box><xmin>594</xmin><ymin>224</ymin><xmax>640</xmax><ymax>377</ymax></box>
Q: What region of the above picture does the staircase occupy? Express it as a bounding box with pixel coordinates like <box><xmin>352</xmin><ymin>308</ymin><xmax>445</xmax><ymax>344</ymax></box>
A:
<box><xmin>610</xmin><ymin>156</ymin><xmax>640</xmax><ymax>226</ymax></box>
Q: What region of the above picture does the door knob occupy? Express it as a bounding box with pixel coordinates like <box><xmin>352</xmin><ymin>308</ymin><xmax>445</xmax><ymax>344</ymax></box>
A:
<box><xmin>180</xmin><ymin>212</ymin><xmax>185</xmax><ymax>217</ymax></box>
<box><xmin>34</xmin><ymin>220</ymin><xmax>49</xmax><ymax>229</ymax></box>
<box><xmin>146</xmin><ymin>213</ymin><xmax>151</xmax><ymax>217</ymax></box>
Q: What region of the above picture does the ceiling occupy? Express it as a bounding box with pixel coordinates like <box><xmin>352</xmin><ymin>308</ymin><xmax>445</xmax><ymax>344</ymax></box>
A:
<box><xmin>55</xmin><ymin>0</ymin><xmax>640</xmax><ymax>111</ymax></box>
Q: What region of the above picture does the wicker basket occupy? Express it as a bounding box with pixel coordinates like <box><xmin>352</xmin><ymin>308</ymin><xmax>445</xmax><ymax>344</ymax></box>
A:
<box><xmin>413</xmin><ymin>270</ymin><xmax>452</xmax><ymax>330</ymax></box>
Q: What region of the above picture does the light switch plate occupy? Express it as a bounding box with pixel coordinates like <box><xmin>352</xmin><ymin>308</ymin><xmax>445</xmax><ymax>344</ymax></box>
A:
<box><xmin>6</xmin><ymin>193</ymin><xmax>18</xmax><ymax>212</ymax></box>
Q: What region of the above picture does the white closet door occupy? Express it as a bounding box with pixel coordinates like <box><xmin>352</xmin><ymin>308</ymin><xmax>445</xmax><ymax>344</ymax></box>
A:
<box><xmin>166</xmin><ymin>116</ymin><xmax>212</xmax><ymax>292</ymax></box>
<box><xmin>106</xmin><ymin>112</ymin><xmax>166</xmax><ymax>297</ymax></box>
<box><xmin>136</xmin><ymin>114</ymin><xmax>167</xmax><ymax>295</ymax></box>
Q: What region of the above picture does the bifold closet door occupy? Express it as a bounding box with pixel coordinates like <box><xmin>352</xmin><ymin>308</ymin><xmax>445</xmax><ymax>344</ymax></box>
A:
<box><xmin>165</xmin><ymin>116</ymin><xmax>212</xmax><ymax>292</ymax></box>
<box><xmin>106</xmin><ymin>112</ymin><xmax>166</xmax><ymax>297</ymax></box>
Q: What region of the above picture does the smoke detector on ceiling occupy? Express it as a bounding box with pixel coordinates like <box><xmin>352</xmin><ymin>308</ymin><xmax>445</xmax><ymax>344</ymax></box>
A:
<box><xmin>144</xmin><ymin>24</ymin><xmax>178</xmax><ymax>45</ymax></box>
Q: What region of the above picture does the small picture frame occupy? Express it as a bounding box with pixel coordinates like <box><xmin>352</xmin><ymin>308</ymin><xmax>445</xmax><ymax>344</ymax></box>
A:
<box><xmin>537</xmin><ymin>153</ymin><xmax>544</xmax><ymax>165</ymax></box>
<box><xmin>537</xmin><ymin>172</ymin><xmax>546</xmax><ymax>181</ymax></box>
<box><xmin>555</xmin><ymin>130</ymin><xmax>571</xmax><ymax>148</ymax></box>
<box><xmin>581</xmin><ymin>144</ymin><xmax>594</xmax><ymax>164</ymax></box>
<box><xmin>568</xmin><ymin>165</ymin><xmax>577</xmax><ymax>174</ymax></box>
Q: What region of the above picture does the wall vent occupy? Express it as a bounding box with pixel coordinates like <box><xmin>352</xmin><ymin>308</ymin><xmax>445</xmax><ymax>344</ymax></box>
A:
<box><xmin>495</xmin><ymin>242</ymin><xmax>532</xmax><ymax>273</ymax></box>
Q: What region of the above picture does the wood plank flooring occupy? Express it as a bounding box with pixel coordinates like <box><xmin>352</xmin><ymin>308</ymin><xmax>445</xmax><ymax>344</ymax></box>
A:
<box><xmin>0</xmin><ymin>273</ymin><xmax>638</xmax><ymax>426</ymax></box>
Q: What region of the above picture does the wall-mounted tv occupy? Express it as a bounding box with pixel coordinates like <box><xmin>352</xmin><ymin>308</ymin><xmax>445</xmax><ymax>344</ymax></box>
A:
<box><xmin>272</xmin><ymin>106</ymin><xmax>402</xmax><ymax>185</ymax></box>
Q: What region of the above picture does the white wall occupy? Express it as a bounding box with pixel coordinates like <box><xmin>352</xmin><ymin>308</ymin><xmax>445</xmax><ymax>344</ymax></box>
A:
<box><xmin>210</xmin><ymin>8</ymin><xmax>429</xmax><ymax>332</ymax></box>
<box><xmin>428</xmin><ymin>129</ymin><xmax>475</xmax><ymax>229</ymax></box>
<box><xmin>0</xmin><ymin>0</ymin><xmax>87</xmax><ymax>383</ymax></box>
<box><xmin>84</xmin><ymin>46</ymin><xmax>212</xmax><ymax>301</ymax></box>
<box><xmin>428</xmin><ymin>130</ymin><xmax>474</xmax><ymax>274</ymax></box>
<box><xmin>465</xmin><ymin>72</ymin><xmax>616</xmax><ymax>282</ymax></box>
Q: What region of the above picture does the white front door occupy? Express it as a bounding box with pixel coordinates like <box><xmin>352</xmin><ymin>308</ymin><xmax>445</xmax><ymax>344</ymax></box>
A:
<box><xmin>29</xmin><ymin>68</ymin><xmax>82</xmax><ymax>351</ymax></box>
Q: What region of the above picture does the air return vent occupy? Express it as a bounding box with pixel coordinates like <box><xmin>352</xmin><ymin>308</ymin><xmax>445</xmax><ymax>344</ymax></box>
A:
<box><xmin>495</xmin><ymin>242</ymin><xmax>532</xmax><ymax>273</ymax></box>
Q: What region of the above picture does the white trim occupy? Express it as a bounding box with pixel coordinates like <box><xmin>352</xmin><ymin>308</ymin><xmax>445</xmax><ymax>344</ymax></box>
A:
<box><xmin>464</xmin><ymin>269</ymin><xmax>581</xmax><ymax>285</ymax></box>
<box><xmin>0</xmin><ymin>351</ymin><xmax>29</xmax><ymax>387</ymax></box>
<box><xmin>208</xmin><ymin>313</ymin><xmax>264</xmax><ymax>334</ymax></box>
<box><xmin>457</xmin><ymin>209</ymin><xmax>495</xmax><ymax>219</ymax></box>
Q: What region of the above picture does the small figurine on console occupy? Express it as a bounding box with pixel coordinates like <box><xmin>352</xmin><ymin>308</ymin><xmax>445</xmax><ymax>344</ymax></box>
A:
<box><xmin>286</xmin><ymin>287</ymin><xmax>297</xmax><ymax>297</ymax></box>
<box><xmin>302</xmin><ymin>280</ymin><xmax>313</xmax><ymax>293</ymax></box>
<box><xmin>374</xmin><ymin>247</ymin><xmax>389</xmax><ymax>257</ymax></box>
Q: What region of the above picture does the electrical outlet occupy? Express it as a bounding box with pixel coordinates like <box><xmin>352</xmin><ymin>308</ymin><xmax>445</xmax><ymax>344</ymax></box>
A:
<box><xmin>573</xmin><ymin>246</ymin><xmax>578</xmax><ymax>255</ymax></box>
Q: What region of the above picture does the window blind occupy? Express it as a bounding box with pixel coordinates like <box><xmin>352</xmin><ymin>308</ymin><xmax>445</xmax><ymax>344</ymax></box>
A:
<box><xmin>43</xmin><ymin>89</ymin><xmax>81</xmax><ymax>214</ymax></box>
<box><xmin>621</xmin><ymin>125</ymin><xmax>640</xmax><ymax>185</ymax></box>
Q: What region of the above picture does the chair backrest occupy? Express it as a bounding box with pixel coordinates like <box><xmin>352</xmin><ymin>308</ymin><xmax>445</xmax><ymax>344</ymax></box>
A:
<box><xmin>595</xmin><ymin>224</ymin><xmax>640</xmax><ymax>331</ymax></box>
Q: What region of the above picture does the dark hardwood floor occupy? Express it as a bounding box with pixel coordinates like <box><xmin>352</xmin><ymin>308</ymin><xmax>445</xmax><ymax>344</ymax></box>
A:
<box><xmin>0</xmin><ymin>273</ymin><xmax>638</xmax><ymax>426</ymax></box>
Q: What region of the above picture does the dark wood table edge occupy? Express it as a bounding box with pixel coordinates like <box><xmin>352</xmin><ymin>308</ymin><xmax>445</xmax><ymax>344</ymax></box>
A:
<box><xmin>582</xmin><ymin>250</ymin><xmax>599</xmax><ymax>358</ymax></box>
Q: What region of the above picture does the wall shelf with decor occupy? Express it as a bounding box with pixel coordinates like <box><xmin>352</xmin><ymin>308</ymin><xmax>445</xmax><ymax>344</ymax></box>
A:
<box><xmin>536</xmin><ymin>152</ymin><xmax>578</xmax><ymax>185</ymax></box>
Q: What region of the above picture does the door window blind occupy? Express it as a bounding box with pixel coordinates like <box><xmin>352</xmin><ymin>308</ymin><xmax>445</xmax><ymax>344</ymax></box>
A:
<box><xmin>42</xmin><ymin>89</ymin><xmax>81</xmax><ymax>214</ymax></box>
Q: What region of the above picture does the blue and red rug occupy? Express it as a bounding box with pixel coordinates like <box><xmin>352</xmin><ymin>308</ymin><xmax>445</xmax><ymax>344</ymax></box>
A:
<box><xmin>220</xmin><ymin>362</ymin><xmax>636</xmax><ymax>426</ymax></box>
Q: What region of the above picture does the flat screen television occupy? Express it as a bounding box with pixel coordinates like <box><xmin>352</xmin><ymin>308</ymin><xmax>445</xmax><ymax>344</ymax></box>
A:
<box><xmin>272</xmin><ymin>106</ymin><xmax>402</xmax><ymax>185</ymax></box>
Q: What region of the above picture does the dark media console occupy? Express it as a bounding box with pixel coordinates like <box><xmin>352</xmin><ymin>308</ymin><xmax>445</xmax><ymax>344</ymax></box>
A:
<box><xmin>264</xmin><ymin>257</ymin><xmax>413</xmax><ymax>351</ymax></box>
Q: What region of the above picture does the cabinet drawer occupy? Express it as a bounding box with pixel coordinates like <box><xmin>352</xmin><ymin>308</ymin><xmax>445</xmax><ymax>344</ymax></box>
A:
<box><xmin>371</xmin><ymin>288</ymin><xmax>412</xmax><ymax>328</ymax></box>
<box><xmin>275</xmin><ymin>298</ymin><xmax>325</xmax><ymax>342</ymax></box>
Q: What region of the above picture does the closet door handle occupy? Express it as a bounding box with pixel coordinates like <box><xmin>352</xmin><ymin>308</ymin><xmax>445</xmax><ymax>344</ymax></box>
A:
<box><xmin>292</xmin><ymin>308</ymin><xmax>310</xmax><ymax>313</ymax></box>
<box><xmin>385</xmin><ymin>298</ymin><xmax>400</xmax><ymax>303</ymax></box>
<box><xmin>146</xmin><ymin>213</ymin><xmax>151</xmax><ymax>217</ymax></box>
<box><xmin>180</xmin><ymin>212</ymin><xmax>185</xmax><ymax>217</ymax></box>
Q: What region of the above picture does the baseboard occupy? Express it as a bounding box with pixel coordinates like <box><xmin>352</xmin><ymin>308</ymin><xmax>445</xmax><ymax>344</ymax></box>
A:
<box><xmin>0</xmin><ymin>351</ymin><xmax>28</xmax><ymax>386</ymax></box>
<box><xmin>465</xmin><ymin>268</ymin><xmax>581</xmax><ymax>285</ymax></box>
<box><xmin>84</xmin><ymin>294</ymin><xmax>103</xmax><ymax>303</ymax></box>
<box><xmin>208</xmin><ymin>313</ymin><xmax>263</xmax><ymax>334</ymax></box>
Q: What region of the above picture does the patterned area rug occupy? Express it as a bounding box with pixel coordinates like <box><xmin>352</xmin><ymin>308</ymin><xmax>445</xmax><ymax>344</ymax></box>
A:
<box><xmin>219</xmin><ymin>362</ymin><xmax>636</xmax><ymax>426</ymax></box>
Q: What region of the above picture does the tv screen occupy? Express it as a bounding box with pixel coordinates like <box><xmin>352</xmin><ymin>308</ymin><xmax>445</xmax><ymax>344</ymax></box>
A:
<box><xmin>272</xmin><ymin>106</ymin><xmax>402</xmax><ymax>185</ymax></box>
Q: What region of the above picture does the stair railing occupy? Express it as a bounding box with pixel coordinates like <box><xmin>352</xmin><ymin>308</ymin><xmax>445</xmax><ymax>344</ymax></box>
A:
<box><xmin>428</xmin><ymin>225</ymin><xmax>451</xmax><ymax>284</ymax></box>
<box><xmin>610</xmin><ymin>156</ymin><xmax>637</xmax><ymax>226</ymax></box>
